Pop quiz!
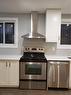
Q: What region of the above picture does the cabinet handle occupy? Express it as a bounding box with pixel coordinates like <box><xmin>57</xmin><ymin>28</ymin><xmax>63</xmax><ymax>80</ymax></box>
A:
<box><xmin>52</xmin><ymin>65</ymin><xmax>55</xmax><ymax>82</ymax></box>
<box><xmin>57</xmin><ymin>64</ymin><xmax>60</xmax><ymax>88</ymax></box>
<box><xmin>9</xmin><ymin>62</ymin><xmax>11</xmax><ymax>67</ymax></box>
<box><xmin>6</xmin><ymin>62</ymin><xmax>8</xmax><ymax>67</ymax></box>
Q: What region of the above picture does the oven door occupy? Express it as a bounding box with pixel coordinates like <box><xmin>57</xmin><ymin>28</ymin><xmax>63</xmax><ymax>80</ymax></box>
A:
<box><xmin>20</xmin><ymin>62</ymin><xmax>46</xmax><ymax>80</ymax></box>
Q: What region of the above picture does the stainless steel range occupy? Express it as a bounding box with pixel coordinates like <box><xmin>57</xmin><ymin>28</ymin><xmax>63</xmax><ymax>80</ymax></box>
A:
<box><xmin>19</xmin><ymin>47</ymin><xmax>47</xmax><ymax>90</ymax></box>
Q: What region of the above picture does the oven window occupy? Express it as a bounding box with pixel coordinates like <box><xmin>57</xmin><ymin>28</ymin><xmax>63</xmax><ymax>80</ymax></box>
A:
<box><xmin>25</xmin><ymin>64</ymin><xmax>42</xmax><ymax>75</ymax></box>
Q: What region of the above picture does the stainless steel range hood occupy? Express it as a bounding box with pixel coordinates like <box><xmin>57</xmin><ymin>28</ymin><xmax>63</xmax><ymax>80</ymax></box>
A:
<box><xmin>22</xmin><ymin>12</ymin><xmax>45</xmax><ymax>39</ymax></box>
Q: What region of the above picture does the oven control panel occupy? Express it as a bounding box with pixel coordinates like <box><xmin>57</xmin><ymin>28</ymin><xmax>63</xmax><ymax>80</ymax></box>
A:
<box><xmin>24</xmin><ymin>47</ymin><xmax>44</xmax><ymax>52</ymax></box>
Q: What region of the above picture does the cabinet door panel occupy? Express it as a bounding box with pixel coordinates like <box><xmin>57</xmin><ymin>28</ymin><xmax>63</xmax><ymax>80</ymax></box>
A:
<box><xmin>8</xmin><ymin>61</ymin><xmax>19</xmax><ymax>87</ymax></box>
<box><xmin>0</xmin><ymin>61</ymin><xmax>8</xmax><ymax>86</ymax></box>
<box><xmin>59</xmin><ymin>63</ymin><xmax>69</xmax><ymax>88</ymax></box>
<box><xmin>69</xmin><ymin>62</ymin><xmax>71</xmax><ymax>88</ymax></box>
<box><xmin>48</xmin><ymin>63</ymin><xmax>58</xmax><ymax>87</ymax></box>
<box><xmin>46</xmin><ymin>9</ymin><xmax>61</xmax><ymax>42</ymax></box>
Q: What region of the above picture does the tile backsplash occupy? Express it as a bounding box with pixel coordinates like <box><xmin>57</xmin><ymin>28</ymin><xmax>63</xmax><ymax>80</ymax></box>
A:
<box><xmin>45</xmin><ymin>42</ymin><xmax>71</xmax><ymax>56</ymax></box>
<box><xmin>44</xmin><ymin>42</ymin><xmax>56</xmax><ymax>55</ymax></box>
<box><xmin>23</xmin><ymin>39</ymin><xmax>71</xmax><ymax>56</ymax></box>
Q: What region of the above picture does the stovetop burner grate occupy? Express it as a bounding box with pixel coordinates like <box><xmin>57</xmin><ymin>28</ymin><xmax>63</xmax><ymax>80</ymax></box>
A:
<box><xmin>20</xmin><ymin>52</ymin><xmax>47</xmax><ymax>62</ymax></box>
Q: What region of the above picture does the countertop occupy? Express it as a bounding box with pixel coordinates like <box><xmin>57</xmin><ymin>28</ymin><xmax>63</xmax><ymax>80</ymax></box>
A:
<box><xmin>45</xmin><ymin>55</ymin><xmax>71</xmax><ymax>61</ymax></box>
<box><xmin>0</xmin><ymin>54</ymin><xmax>71</xmax><ymax>61</ymax></box>
<box><xmin>0</xmin><ymin>55</ymin><xmax>22</xmax><ymax>60</ymax></box>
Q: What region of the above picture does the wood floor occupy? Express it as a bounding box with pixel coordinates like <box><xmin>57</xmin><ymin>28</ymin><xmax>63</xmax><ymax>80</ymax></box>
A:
<box><xmin>0</xmin><ymin>88</ymin><xmax>71</xmax><ymax>95</ymax></box>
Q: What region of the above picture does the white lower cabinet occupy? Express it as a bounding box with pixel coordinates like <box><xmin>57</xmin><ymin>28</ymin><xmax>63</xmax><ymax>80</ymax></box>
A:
<box><xmin>69</xmin><ymin>62</ymin><xmax>71</xmax><ymax>89</ymax></box>
<box><xmin>0</xmin><ymin>60</ymin><xmax>19</xmax><ymax>87</ymax></box>
<box><xmin>0</xmin><ymin>61</ymin><xmax>8</xmax><ymax>86</ymax></box>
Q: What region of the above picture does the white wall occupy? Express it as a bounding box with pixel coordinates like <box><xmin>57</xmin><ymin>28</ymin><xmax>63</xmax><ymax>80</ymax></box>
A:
<box><xmin>0</xmin><ymin>13</ymin><xmax>71</xmax><ymax>56</ymax></box>
<box><xmin>0</xmin><ymin>13</ymin><xmax>45</xmax><ymax>55</ymax></box>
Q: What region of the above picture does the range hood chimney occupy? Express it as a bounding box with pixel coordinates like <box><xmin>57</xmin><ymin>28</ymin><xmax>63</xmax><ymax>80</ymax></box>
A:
<box><xmin>22</xmin><ymin>12</ymin><xmax>45</xmax><ymax>39</ymax></box>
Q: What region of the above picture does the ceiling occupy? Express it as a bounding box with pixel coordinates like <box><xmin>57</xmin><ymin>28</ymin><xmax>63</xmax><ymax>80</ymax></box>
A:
<box><xmin>0</xmin><ymin>0</ymin><xmax>71</xmax><ymax>14</ymax></box>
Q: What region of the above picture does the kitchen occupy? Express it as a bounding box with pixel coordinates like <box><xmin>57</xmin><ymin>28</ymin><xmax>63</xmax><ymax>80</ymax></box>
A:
<box><xmin>0</xmin><ymin>0</ymin><xmax>71</xmax><ymax>95</ymax></box>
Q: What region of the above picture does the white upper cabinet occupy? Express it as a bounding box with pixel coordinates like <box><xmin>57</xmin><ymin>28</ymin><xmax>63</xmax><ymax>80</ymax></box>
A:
<box><xmin>45</xmin><ymin>9</ymin><xmax>61</xmax><ymax>42</ymax></box>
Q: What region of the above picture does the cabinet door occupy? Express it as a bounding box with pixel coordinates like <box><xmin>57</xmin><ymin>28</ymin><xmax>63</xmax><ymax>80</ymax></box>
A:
<box><xmin>59</xmin><ymin>63</ymin><xmax>69</xmax><ymax>88</ymax></box>
<box><xmin>8</xmin><ymin>60</ymin><xmax>19</xmax><ymax>87</ymax></box>
<box><xmin>46</xmin><ymin>9</ymin><xmax>61</xmax><ymax>42</ymax></box>
<box><xmin>48</xmin><ymin>63</ymin><xmax>58</xmax><ymax>87</ymax></box>
<box><xmin>0</xmin><ymin>61</ymin><xmax>8</xmax><ymax>87</ymax></box>
<box><xmin>69</xmin><ymin>62</ymin><xmax>71</xmax><ymax>89</ymax></box>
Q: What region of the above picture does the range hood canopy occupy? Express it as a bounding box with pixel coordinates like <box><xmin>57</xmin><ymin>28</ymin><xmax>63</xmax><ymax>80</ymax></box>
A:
<box><xmin>22</xmin><ymin>11</ymin><xmax>45</xmax><ymax>39</ymax></box>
